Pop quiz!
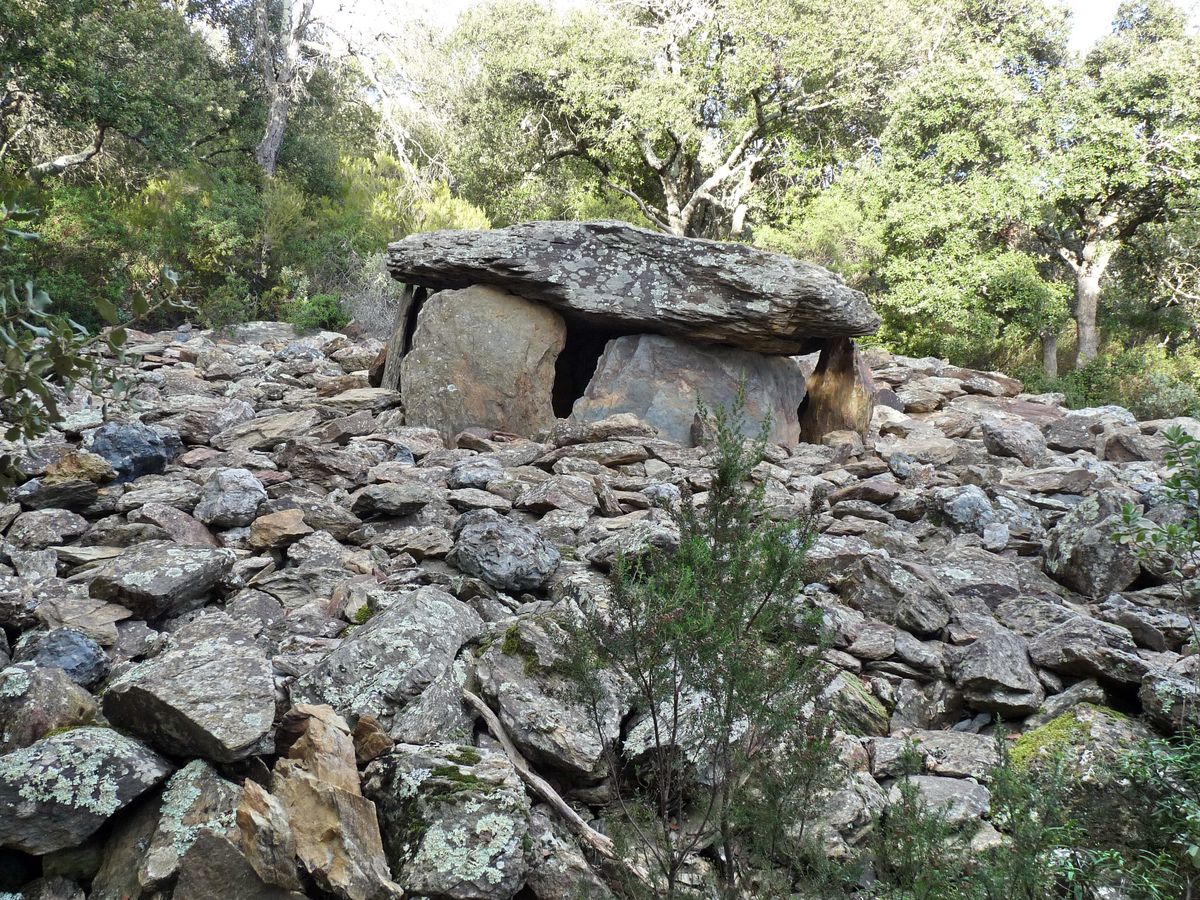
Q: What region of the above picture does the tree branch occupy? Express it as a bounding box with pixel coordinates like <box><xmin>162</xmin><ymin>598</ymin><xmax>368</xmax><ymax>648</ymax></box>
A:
<box><xmin>27</xmin><ymin>124</ymin><xmax>107</xmax><ymax>183</ymax></box>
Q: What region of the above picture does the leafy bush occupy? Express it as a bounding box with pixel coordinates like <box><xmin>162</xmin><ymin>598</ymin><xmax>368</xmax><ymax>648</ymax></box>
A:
<box><xmin>1023</xmin><ymin>346</ymin><xmax>1200</xmax><ymax>418</ymax></box>
<box><xmin>563</xmin><ymin>388</ymin><xmax>832</xmax><ymax>898</ymax></box>
<box><xmin>284</xmin><ymin>292</ymin><xmax>348</xmax><ymax>332</ymax></box>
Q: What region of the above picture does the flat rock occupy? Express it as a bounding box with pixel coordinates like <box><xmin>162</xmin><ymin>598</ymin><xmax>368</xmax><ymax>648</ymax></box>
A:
<box><xmin>388</xmin><ymin>220</ymin><xmax>879</xmax><ymax>353</ymax></box>
<box><xmin>88</xmin><ymin>541</ymin><xmax>235</xmax><ymax>620</ymax></box>
<box><xmin>450</xmin><ymin>509</ymin><xmax>560</xmax><ymax>593</ymax></box>
<box><xmin>102</xmin><ymin>626</ymin><xmax>275</xmax><ymax>762</ymax></box>
<box><xmin>0</xmin><ymin>727</ymin><xmax>172</xmax><ymax>855</ymax></box>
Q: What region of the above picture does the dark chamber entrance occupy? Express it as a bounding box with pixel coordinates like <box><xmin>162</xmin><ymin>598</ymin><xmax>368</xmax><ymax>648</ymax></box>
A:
<box><xmin>551</xmin><ymin>318</ymin><xmax>629</xmax><ymax>418</ymax></box>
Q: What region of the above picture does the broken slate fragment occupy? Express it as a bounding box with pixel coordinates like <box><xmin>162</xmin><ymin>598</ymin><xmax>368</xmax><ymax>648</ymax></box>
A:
<box><xmin>88</xmin><ymin>540</ymin><xmax>235</xmax><ymax>620</ymax></box>
<box><xmin>101</xmin><ymin>628</ymin><xmax>275</xmax><ymax>763</ymax></box>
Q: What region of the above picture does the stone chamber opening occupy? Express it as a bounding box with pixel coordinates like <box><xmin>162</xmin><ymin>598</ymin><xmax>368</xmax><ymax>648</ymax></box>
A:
<box><xmin>550</xmin><ymin>317</ymin><xmax>633</xmax><ymax>418</ymax></box>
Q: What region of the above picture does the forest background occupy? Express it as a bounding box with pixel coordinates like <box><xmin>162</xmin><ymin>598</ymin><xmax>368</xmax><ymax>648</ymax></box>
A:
<box><xmin>3</xmin><ymin>0</ymin><xmax>1200</xmax><ymax>417</ymax></box>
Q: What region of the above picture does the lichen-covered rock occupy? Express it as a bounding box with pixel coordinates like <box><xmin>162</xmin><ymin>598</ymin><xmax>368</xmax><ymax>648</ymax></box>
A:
<box><xmin>291</xmin><ymin>587</ymin><xmax>483</xmax><ymax>729</ymax></box>
<box><xmin>450</xmin><ymin>509</ymin><xmax>560</xmax><ymax>594</ymax></box>
<box><xmin>0</xmin><ymin>663</ymin><xmax>97</xmax><ymax>753</ymax></box>
<box><xmin>1044</xmin><ymin>491</ymin><xmax>1141</xmax><ymax>597</ymax></box>
<box><xmin>980</xmin><ymin>416</ymin><xmax>1047</xmax><ymax>467</ymax></box>
<box><xmin>1011</xmin><ymin>702</ymin><xmax>1154</xmax><ymax>778</ymax></box>
<box><xmin>523</xmin><ymin>804</ymin><xmax>612</xmax><ymax>899</ymax></box>
<box><xmin>0</xmin><ymin>727</ymin><xmax>172</xmax><ymax>855</ymax></box>
<box><xmin>364</xmin><ymin>743</ymin><xmax>531</xmax><ymax>900</ymax></box>
<box><xmin>476</xmin><ymin>617</ymin><xmax>625</xmax><ymax>780</ymax></box>
<box><xmin>102</xmin><ymin>627</ymin><xmax>275</xmax><ymax>762</ymax></box>
<box><xmin>87</xmin><ymin>541</ymin><xmax>235</xmax><ymax>620</ymax></box>
<box><xmin>192</xmin><ymin>467</ymin><xmax>268</xmax><ymax>528</ymax></box>
<box><xmin>953</xmin><ymin>630</ymin><xmax>1045</xmax><ymax>717</ymax></box>
<box><xmin>91</xmin><ymin>759</ymin><xmax>241</xmax><ymax>898</ymax></box>
<box><xmin>387</xmin><ymin>220</ymin><xmax>880</xmax><ymax>353</ymax></box>
<box><xmin>886</xmin><ymin>775</ymin><xmax>990</xmax><ymax>827</ymax></box>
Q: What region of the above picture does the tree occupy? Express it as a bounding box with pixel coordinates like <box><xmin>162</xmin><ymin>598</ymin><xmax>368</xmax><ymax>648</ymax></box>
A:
<box><xmin>253</xmin><ymin>0</ymin><xmax>319</xmax><ymax>178</ymax></box>
<box><xmin>0</xmin><ymin>0</ymin><xmax>237</xmax><ymax>182</ymax></box>
<box><xmin>442</xmin><ymin>0</ymin><xmax>929</xmax><ymax>238</ymax></box>
<box><xmin>563</xmin><ymin>391</ymin><xmax>833</xmax><ymax>896</ymax></box>
<box><xmin>1034</xmin><ymin>0</ymin><xmax>1200</xmax><ymax>368</ymax></box>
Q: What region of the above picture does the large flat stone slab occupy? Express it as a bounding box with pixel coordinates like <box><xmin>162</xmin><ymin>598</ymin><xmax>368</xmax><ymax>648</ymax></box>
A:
<box><xmin>388</xmin><ymin>220</ymin><xmax>879</xmax><ymax>354</ymax></box>
<box><xmin>569</xmin><ymin>333</ymin><xmax>806</xmax><ymax>446</ymax></box>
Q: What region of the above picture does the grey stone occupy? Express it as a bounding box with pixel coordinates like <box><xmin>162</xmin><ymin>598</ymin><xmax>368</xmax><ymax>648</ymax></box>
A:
<box><xmin>88</xmin><ymin>541</ymin><xmax>235</xmax><ymax>620</ymax></box>
<box><xmin>102</xmin><ymin>627</ymin><xmax>275</xmax><ymax>763</ymax></box>
<box><xmin>0</xmin><ymin>663</ymin><xmax>97</xmax><ymax>753</ymax></box>
<box><xmin>388</xmin><ymin>220</ymin><xmax>880</xmax><ymax>353</ymax></box>
<box><xmin>570</xmin><ymin>333</ymin><xmax>806</xmax><ymax>446</ymax></box>
<box><xmin>451</xmin><ymin>509</ymin><xmax>560</xmax><ymax>593</ymax></box>
<box><xmin>1044</xmin><ymin>491</ymin><xmax>1141</xmax><ymax>597</ymax></box>
<box><xmin>193</xmin><ymin>468</ymin><xmax>268</xmax><ymax>528</ymax></box>
<box><xmin>953</xmin><ymin>630</ymin><xmax>1044</xmax><ymax>717</ymax></box>
<box><xmin>1028</xmin><ymin>615</ymin><xmax>1149</xmax><ymax>684</ymax></box>
<box><xmin>14</xmin><ymin>628</ymin><xmax>109</xmax><ymax>688</ymax></box>
<box><xmin>88</xmin><ymin>422</ymin><xmax>183</xmax><ymax>482</ymax></box>
<box><xmin>291</xmin><ymin>587</ymin><xmax>483</xmax><ymax>728</ymax></box>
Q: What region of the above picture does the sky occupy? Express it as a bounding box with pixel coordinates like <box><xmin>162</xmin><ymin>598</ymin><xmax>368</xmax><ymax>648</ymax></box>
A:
<box><xmin>325</xmin><ymin>0</ymin><xmax>1198</xmax><ymax>50</ymax></box>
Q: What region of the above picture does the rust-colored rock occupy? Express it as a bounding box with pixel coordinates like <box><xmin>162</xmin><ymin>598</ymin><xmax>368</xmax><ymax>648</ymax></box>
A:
<box><xmin>799</xmin><ymin>337</ymin><xmax>876</xmax><ymax>443</ymax></box>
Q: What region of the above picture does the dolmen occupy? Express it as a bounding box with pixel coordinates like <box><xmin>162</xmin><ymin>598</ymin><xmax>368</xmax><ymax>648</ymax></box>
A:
<box><xmin>381</xmin><ymin>220</ymin><xmax>880</xmax><ymax>446</ymax></box>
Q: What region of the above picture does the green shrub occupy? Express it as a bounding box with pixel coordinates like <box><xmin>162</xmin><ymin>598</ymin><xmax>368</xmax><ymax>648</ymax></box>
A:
<box><xmin>284</xmin><ymin>292</ymin><xmax>348</xmax><ymax>332</ymax></box>
<box><xmin>1023</xmin><ymin>346</ymin><xmax>1200</xmax><ymax>418</ymax></box>
<box><xmin>563</xmin><ymin>387</ymin><xmax>831</xmax><ymax>898</ymax></box>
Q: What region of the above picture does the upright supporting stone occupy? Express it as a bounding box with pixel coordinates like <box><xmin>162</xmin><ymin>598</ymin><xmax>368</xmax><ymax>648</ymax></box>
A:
<box><xmin>379</xmin><ymin>284</ymin><xmax>419</xmax><ymax>392</ymax></box>
<box><xmin>400</xmin><ymin>285</ymin><xmax>566</xmax><ymax>440</ymax></box>
<box><xmin>799</xmin><ymin>337</ymin><xmax>876</xmax><ymax>443</ymax></box>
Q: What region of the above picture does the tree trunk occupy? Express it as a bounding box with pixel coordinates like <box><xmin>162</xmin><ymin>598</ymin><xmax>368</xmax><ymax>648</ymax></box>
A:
<box><xmin>1070</xmin><ymin>240</ymin><xmax>1114</xmax><ymax>370</ymax></box>
<box><xmin>254</xmin><ymin>94</ymin><xmax>290</xmax><ymax>177</ymax></box>
<box><xmin>1041</xmin><ymin>329</ymin><xmax>1058</xmax><ymax>378</ymax></box>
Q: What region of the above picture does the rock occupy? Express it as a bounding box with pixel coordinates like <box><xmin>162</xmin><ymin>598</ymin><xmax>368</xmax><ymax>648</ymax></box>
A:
<box><xmin>0</xmin><ymin>727</ymin><xmax>172</xmax><ymax>855</ymax></box>
<box><xmin>569</xmin><ymin>333</ymin><xmax>807</xmax><ymax>446</ymax></box>
<box><xmin>193</xmin><ymin>468</ymin><xmax>268</xmax><ymax>528</ymax></box>
<box><xmin>981</xmin><ymin>416</ymin><xmax>1047</xmax><ymax>467</ymax></box>
<box><xmin>1140</xmin><ymin>670</ymin><xmax>1200</xmax><ymax>733</ymax></box>
<box><xmin>13</xmin><ymin>628</ymin><xmax>109</xmax><ymax>687</ymax></box>
<box><xmin>399</xmin><ymin>285</ymin><xmax>565</xmax><ymax>440</ymax></box>
<box><xmin>932</xmin><ymin>546</ymin><xmax>1020</xmax><ymax>608</ymax></box>
<box><xmin>388</xmin><ymin>220</ymin><xmax>880</xmax><ymax>353</ymax></box>
<box><xmin>249</xmin><ymin>508</ymin><xmax>314</xmax><ymax>548</ymax></box>
<box><xmin>1028</xmin><ymin>615</ymin><xmax>1148</xmax><ymax>684</ymax></box>
<box><xmin>837</xmin><ymin>556</ymin><xmax>950</xmax><ymax>637</ymax></box>
<box><xmin>7</xmin><ymin>508</ymin><xmax>88</xmax><ymax>550</ymax></box>
<box><xmin>805</xmin><ymin>769</ymin><xmax>887</xmax><ymax>859</ymax></box>
<box><xmin>888</xmin><ymin>775</ymin><xmax>990</xmax><ymax>827</ymax></box>
<box><xmin>799</xmin><ymin>337</ymin><xmax>877</xmax><ymax>442</ymax></box>
<box><xmin>89</xmin><ymin>541</ymin><xmax>235</xmax><ymax>620</ymax></box>
<box><xmin>364</xmin><ymin>743</ymin><xmax>530</xmax><ymax>900</ymax></box>
<box><xmin>1044</xmin><ymin>491</ymin><xmax>1141</xmax><ymax>597</ymax></box>
<box><xmin>523</xmin><ymin>805</ymin><xmax>612</xmax><ymax>899</ymax></box>
<box><xmin>102</xmin><ymin>626</ymin><xmax>275</xmax><ymax>762</ymax></box>
<box><xmin>266</xmin><ymin>705</ymin><xmax>402</xmax><ymax>900</ymax></box>
<box><xmin>88</xmin><ymin>422</ymin><xmax>183</xmax><ymax>482</ymax></box>
<box><xmin>291</xmin><ymin>587</ymin><xmax>483</xmax><ymax>729</ymax></box>
<box><xmin>92</xmin><ymin>759</ymin><xmax>242</xmax><ymax>898</ymax></box>
<box><xmin>450</xmin><ymin>509</ymin><xmax>560</xmax><ymax>593</ymax></box>
<box><xmin>476</xmin><ymin>617</ymin><xmax>624</xmax><ymax>780</ymax></box>
<box><xmin>211</xmin><ymin>409</ymin><xmax>323</xmax><ymax>452</ymax></box>
<box><xmin>43</xmin><ymin>450</ymin><xmax>116</xmax><ymax>484</ymax></box>
<box><xmin>128</xmin><ymin>502</ymin><xmax>218</xmax><ymax>547</ymax></box>
<box><xmin>1011</xmin><ymin>702</ymin><xmax>1153</xmax><ymax>777</ymax></box>
<box><xmin>0</xmin><ymin>663</ymin><xmax>97</xmax><ymax>753</ymax></box>
<box><xmin>448</xmin><ymin>457</ymin><xmax>505</xmax><ymax>490</ymax></box>
<box><xmin>932</xmin><ymin>485</ymin><xmax>994</xmax><ymax>534</ymax></box>
<box><xmin>953</xmin><ymin>630</ymin><xmax>1044</xmax><ymax>717</ymax></box>
<box><xmin>351</xmin><ymin>482</ymin><xmax>435</xmax><ymax>519</ymax></box>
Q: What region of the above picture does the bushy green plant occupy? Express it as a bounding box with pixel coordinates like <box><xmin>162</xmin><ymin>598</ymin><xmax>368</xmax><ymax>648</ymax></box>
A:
<box><xmin>563</xmin><ymin>387</ymin><xmax>831</xmax><ymax>898</ymax></box>
<box><xmin>1023</xmin><ymin>347</ymin><xmax>1200</xmax><ymax>418</ymax></box>
<box><xmin>284</xmin><ymin>292</ymin><xmax>348</xmax><ymax>332</ymax></box>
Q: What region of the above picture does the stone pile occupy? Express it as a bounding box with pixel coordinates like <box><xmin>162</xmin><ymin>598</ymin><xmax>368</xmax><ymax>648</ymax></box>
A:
<box><xmin>0</xmin><ymin>319</ymin><xmax>1195</xmax><ymax>898</ymax></box>
<box><xmin>383</xmin><ymin>220</ymin><xmax>880</xmax><ymax>446</ymax></box>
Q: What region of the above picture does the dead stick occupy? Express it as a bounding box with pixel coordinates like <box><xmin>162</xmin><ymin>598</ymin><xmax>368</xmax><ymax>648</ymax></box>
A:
<box><xmin>462</xmin><ymin>688</ymin><xmax>617</xmax><ymax>855</ymax></box>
